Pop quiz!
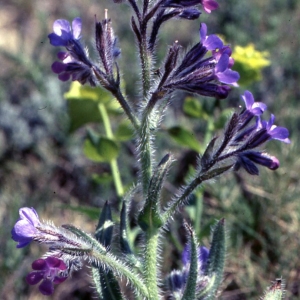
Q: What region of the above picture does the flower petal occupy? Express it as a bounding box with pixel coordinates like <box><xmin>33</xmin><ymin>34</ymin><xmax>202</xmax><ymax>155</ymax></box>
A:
<box><xmin>217</xmin><ymin>69</ymin><xmax>240</xmax><ymax>84</ymax></box>
<box><xmin>72</xmin><ymin>17</ymin><xmax>82</xmax><ymax>39</ymax></box>
<box><xmin>19</xmin><ymin>207</ymin><xmax>40</xmax><ymax>226</ymax></box>
<box><xmin>13</xmin><ymin>219</ymin><xmax>37</xmax><ymax>238</ymax></box>
<box><xmin>39</xmin><ymin>279</ymin><xmax>54</xmax><ymax>295</ymax></box>
<box><xmin>53</xmin><ymin>19</ymin><xmax>71</xmax><ymax>36</ymax></box>
<box><xmin>26</xmin><ymin>271</ymin><xmax>44</xmax><ymax>285</ymax></box>
<box><xmin>32</xmin><ymin>259</ymin><xmax>47</xmax><ymax>270</ymax></box>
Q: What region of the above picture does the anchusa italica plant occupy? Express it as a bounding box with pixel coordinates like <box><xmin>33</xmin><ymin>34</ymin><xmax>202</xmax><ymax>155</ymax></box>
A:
<box><xmin>11</xmin><ymin>0</ymin><xmax>289</xmax><ymax>299</ymax></box>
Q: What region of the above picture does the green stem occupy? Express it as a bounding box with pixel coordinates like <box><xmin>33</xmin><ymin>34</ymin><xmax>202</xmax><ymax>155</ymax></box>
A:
<box><xmin>195</xmin><ymin>190</ymin><xmax>203</xmax><ymax>237</ymax></box>
<box><xmin>140</xmin><ymin>38</ymin><xmax>152</xmax><ymax>99</ymax></box>
<box><xmin>98</xmin><ymin>103</ymin><xmax>124</xmax><ymax>197</ymax></box>
<box><xmin>162</xmin><ymin>176</ymin><xmax>203</xmax><ymax>223</ymax></box>
<box><xmin>93</xmin><ymin>68</ymin><xmax>139</xmax><ymax>130</ymax></box>
<box><xmin>111</xmin><ymin>87</ymin><xmax>139</xmax><ymax>130</ymax></box>
<box><xmin>144</xmin><ymin>230</ymin><xmax>159</xmax><ymax>300</ymax></box>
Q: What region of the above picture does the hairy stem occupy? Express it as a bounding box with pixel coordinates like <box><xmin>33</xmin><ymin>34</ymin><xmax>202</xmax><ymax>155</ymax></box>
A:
<box><xmin>143</xmin><ymin>230</ymin><xmax>160</xmax><ymax>299</ymax></box>
<box><xmin>110</xmin><ymin>87</ymin><xmax>139</xmax><ymax>130</ymax></box>
<box><xmin>93</xmin><ymin>68</ymin><xmax>139</xmax><ymax>130</ymax></box>
<box><xmin>91</xmin><ymin>250</ymin><xmax>149</xmax><ymax>298</ymax></box>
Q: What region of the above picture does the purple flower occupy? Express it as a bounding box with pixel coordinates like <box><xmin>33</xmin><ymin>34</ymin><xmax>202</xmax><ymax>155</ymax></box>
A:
<box><xmin>165</xmin><ymin>23</ymin><xmax>238</xmax><ymax>99</ymax></box>
<box><xmin>214</xmin><ymin>52</ymin><xmax>240</xmax><ymax>85</ymax></box>
<box><xmin>26</xmin><ymin>257</ymin><xmax>68</xmax><ymax>295</ymax></box>
<box><xmin>200</xmin><ymin>0</ymin><xmax>219</xmax><ymax>13</ymax></box>
<box><xmin>242</xmin><ymin>91</ymin><xmax>267</xmax><ymax>116</ymax></box>
<box><xmin>257</xmin><ymin>114</ymin><xmax>290</xmax><ymax>144</ymax></box>
<box><xmin>235</xmin><ymin>151</ymin><xmax>280</xmax><ymax>175</ymax></box>
<box><xmin>48</xmin><ymin>18</ymin><xmax>82</xmax><ymax>47</ymax></box>
<box><xmin>235</xmin><ymin>91</ymin><xmax>267</xmax><ymax>133</ymax></box>
<box><xmin>200</xmin><ymin>23</ymin><xmax>223</xmax><ymax>51</ymax></box>
<box><xmin>11</xmin><ymin>207</ymin><xmax>41</xmax><ymax>248</ymax></box>
<box><xmin>48</xmin><ymin>18</ymin><xmax>96</xmax><ymax>85</ymax></box>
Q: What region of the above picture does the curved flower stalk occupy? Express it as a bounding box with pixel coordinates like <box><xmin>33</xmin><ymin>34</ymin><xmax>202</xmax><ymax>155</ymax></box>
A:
<box><xmin>11</xmin><ymin>207</ymin><xmax>148</xmax><ymax>297</ymax></box>
<box><xmin>163</xmin><ymin>90</ymin><xmax>290</xmax><ymax>221</ymax></box>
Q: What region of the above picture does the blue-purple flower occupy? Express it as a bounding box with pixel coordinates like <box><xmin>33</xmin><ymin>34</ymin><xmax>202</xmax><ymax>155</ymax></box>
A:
<box><xmin>214</xmin><ymin>52</ymin><xmax>240</xmax><ymax>85</ymax></box>
<box><xmin>164</xmin><ymin>23</ymin><xmax>239</xmax><ymax>98</ymax></box>
<box><xmin>235</xmin><ymin>151</ymin><xmax>280</xmax><ymax>175</ymax></box>
<box><xmin>26</xmin><ymin>257</ymin><xmax>68</xmax><ymax>295</ymax></box>
<box><xmin>48</xmin><ymin>18</ymin><xmax>82</xmax><ymax>47</ymax></box>
<box><xmin>234</xmin><ymin>90</ymin><xmax>267</xmax><ymax>135</ymax></box>
<box><xmin>200</xmin><ymin>23</ymin><xmax>223</xmax><ymax>51</ymax></box>
<box><xmin>257</xmin><ymin>114</ymin><xmax>291</xmax><ymax>144</ymax></box>
<box><xmin>11</xmin><ymin>207</ymin><xmax>41</xmax><ymax>248</ymax></box>
<box><xmin>48</xmin><ymin>18</ymin><xmax>96</xmax><ymax>85</ymax></box>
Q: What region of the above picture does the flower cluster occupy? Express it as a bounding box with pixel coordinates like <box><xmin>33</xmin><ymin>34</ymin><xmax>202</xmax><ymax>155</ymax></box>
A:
<box><xmin>11</xmin><ymin>207</ymin><xmax>89</xmax><ymax>295</ymax></box>
<box><xmin>214</xmin><ymin>91</ymin><xmax>290</xmax><ymax>175</ymax></box>
<box><xmin>160</xmin><ymin>23</ymin><xmax>239</xmax><ymax>99</ymax></box>
<box><xmin>48</xmin><ymin>9</ymin><xmax>238</xmax><ymax>100</ymax></box>
<box><xmin>26</xmin><ymin>257</ymin><xmax>68</xmax><ymax>295</ymax></box>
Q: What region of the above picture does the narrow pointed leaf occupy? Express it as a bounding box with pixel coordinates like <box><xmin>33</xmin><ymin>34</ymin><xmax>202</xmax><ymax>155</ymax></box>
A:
<box><xmin>201</xmin><ymin>136</ymin><xmax>218</xmax><ymax>168</ymax></box>
<box><xmin>201</xmin><ymin>164</ymin><xmax>233</xmax><ymax>181</ymax></box>
<box><xmin>94</xmin><ymin>202</ymin><xmax>123</xmax><ymax>300</ymax></box>
<box><xmin>95</xmin><ymin>201</ymin><xmax>114</xmax><ymax>247</ymax></box>
<box><xmin>138</xmin><ymin>154</ymin><xmax>172</xmax><ymax>231</ymax></box>
<box><xmin>204</xmin><ymin>219</ymin><xmax>226</xmax><ymax>299</ymax></box>
<box><xmin>182</xmin><ymin>222</ymin><xmax>198</xmax><ymax>300</ymax></box>
<box><xmin>120</xmin><ymin>201</ymin><xmax>132</xmax><ymax>254</ymax></box>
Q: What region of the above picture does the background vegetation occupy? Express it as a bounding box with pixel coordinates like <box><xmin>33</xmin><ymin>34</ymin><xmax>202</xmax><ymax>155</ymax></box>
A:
<box><xmin>0</xmin><ymin>0</ymin><xmax>299</xmax><ymax>299</ymax></box>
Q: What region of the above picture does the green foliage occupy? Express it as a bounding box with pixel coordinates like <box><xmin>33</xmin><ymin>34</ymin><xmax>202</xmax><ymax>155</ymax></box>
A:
<box><xmin>167</xmin><ymin>126</ymin><xmax>201</xmax><ymax>152</ymax></box>
<box><xmin>183</xmin><ymin>97</ymin><xmax>209</xmax><ymax>119</ymax></box>
<box><xmin>83</xmin><ymin>128</ymin><xmax>120</xmax><ymax>162</ymax></box>
<box><xmin>65</xmin><ymin>82</ymin><xmax>121</xmax><ymax>132</ymax></box>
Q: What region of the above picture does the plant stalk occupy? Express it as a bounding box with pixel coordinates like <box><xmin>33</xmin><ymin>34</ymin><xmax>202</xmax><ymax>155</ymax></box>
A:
<box><xmin>98</xmin><ymin>103</ymin><xmax>124</xmax><ymax>197</ymax></box>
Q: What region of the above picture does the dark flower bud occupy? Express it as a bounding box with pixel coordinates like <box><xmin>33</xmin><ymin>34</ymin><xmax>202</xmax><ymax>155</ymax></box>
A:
<box><xmin>179</xmin><ymin>8</ymin><xmax>201</xmax><ymax>19</ymax></box>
